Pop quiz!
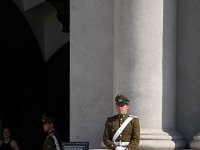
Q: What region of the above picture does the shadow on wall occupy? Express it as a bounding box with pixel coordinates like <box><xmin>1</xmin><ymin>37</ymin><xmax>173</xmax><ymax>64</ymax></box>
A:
<box><xmin>176</xmin><ymin>0</ymin><xmax>200</xmax><ymax>147</ymax></box>
<box><xmin>162</xmin><ymin>0</ymin><xmax>200</xmax><ymax>149</ymax></box>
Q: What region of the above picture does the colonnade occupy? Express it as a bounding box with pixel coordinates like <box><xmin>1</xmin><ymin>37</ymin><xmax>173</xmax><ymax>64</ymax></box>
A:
<box><xmin>67</xmin><ymin>0</ymin><xmax>200</xmax><ymax>148</ymax></box>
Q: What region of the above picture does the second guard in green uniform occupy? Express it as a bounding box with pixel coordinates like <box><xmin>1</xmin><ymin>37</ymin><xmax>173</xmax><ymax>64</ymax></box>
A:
<box><xmin>42</xmin><ymin>115</ymin><xmax>63</xmax><ymax>150</ymax></box>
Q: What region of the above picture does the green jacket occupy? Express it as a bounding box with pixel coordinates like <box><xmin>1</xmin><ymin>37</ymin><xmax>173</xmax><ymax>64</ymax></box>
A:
<box><xmin>43</xmin><ymin>129</ymin><xmax>63</xmax><ymax>150</ymax></box>
<box><xmin>103</xmin><ymin>114</ymin><xmax>140</xmax><ymax>150</ymax></box>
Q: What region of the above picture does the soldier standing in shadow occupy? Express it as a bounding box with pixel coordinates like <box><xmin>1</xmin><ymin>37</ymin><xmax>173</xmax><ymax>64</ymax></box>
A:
<box><xmin>42</xmin><ymin>115</ymin><xmax>63</xmax><ymax>150</ymax></box>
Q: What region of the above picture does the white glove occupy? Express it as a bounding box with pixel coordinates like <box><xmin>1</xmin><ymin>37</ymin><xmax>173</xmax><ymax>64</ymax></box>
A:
<box><xmin>115</xmin><ymin>146</ymin><xmax>125</xmax><ymax>150</ymax></box>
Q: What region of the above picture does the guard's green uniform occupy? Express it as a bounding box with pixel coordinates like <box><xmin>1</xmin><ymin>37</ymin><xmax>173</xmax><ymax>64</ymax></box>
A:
<box><xmin>103</xmin><ymin>114</ymin><xmax>140</xmax><ymax>150</ymax></box>
<box><xmin>43</xmin><ymin>129</ymin><xmax>63</xmax><ymax>150</ymax></box>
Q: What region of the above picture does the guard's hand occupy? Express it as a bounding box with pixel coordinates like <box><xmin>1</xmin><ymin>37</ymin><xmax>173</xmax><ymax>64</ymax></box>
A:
<box><xmin>115</xmin><ymin>146</ymin><xmax>125</xmax><ymax>150</ymax></box>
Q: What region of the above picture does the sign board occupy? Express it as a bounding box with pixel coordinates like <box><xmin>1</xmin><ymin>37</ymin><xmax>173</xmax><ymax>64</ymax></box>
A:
<box><xmin>63</xmin><ymin>142</ymin><xmax>89</xmax><ymax>150</ymax></box>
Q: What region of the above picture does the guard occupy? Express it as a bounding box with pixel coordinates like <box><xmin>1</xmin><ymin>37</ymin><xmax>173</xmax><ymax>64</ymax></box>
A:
<box><xmin>103</xmin><ymin>94</ymin><xmax>140</xmax><ymax>150</ymax></box>
<box><xmin>42</xmin><ymin>115</ymin><xmax>63</xmax><ymax>150</ymax></box>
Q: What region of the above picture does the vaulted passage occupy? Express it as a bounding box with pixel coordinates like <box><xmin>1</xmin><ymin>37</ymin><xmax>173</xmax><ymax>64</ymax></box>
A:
<box><xmin>0</xmin><ymin>1</ymin><xmax>69</xmax><ymax>150</ymax></box>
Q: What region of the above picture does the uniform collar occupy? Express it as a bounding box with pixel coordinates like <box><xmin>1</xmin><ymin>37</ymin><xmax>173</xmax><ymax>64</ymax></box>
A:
<box><xmin>48</xmin><ymin>129</ymin><xmax>55</xmax><ymax>135</ymax></box>
<box><xmin>118</xmin><ymin>114</ymin><xmax>128</xmax><ymax>118</ymax></box>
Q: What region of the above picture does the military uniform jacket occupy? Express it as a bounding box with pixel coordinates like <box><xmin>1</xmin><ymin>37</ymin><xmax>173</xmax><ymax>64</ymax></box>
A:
<box><xmin>43</xmin><ymin>129</ymin><xmax>63</xmax><ymax>150</ymax></box>
<box><xmin>103</xmin><ymin>114</ymin><xmax>140</xmax><ymax>150</ymax></box>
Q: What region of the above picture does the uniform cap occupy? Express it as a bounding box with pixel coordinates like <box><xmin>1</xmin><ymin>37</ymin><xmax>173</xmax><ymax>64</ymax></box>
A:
<box><xmin>115</xmin><ymin>94</ymin><xmax>129</xmax><ymax>106</ymax></box>
<box><xmin>42</xmin><ymin>114</ymin><xmax>56</xmax><ymax>124</ymax></box>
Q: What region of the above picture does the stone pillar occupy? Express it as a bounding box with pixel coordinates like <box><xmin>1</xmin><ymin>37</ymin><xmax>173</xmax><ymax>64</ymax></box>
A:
<box><xmin>113</xmin><ymin>0</ymin><xmax>186</xmax><ymax>148</ymax></box>
<box><xmin>190</xmin><ymin>133</ymin><xmax>200</xmax><ymax>149</ymax></box>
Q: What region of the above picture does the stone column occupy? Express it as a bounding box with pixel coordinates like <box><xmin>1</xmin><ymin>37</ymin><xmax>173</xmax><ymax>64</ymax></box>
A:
<box><xmin>113</xmin><ymin>0</ymin><xmax>186</xmax><ymax>148</ymax></box>
<box><xmin>190</xmin><ymin>133</ymin><xmax>200</xmax><ymax>149</ymax></box>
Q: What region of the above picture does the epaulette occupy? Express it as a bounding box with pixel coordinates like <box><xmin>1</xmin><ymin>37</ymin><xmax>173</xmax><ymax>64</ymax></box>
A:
<box><xmin>107</xmin><ymin>115</ymin><xmax>119</xmax><ymax>121</ymax></box>
<box><xmin>129</xmin><ymin>115</ymin><xmax>139</xmax><ymax>118</ymax></box>
<box><xmin>107</xmin><ymin>115</ymin><xmax>118</xmax><ymax>119</ymax></box>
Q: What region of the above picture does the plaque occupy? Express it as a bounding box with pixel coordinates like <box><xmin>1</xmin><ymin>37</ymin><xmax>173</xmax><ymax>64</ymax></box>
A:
<box><xmin>63</xmin><ymin>142</ymin><xmax>89</xmax><ymax>150</ymax></box>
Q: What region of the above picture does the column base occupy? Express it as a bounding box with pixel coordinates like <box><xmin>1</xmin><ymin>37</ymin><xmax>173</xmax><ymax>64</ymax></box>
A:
<box><xmin>190</xmin><ymin>132</ymin><xmax>200</xmax><ymax>149</ymax></box>
<box><xmin>137</xmin><ymin>129</ymin><xmax>187</xmax><ymax>149</ymax></box>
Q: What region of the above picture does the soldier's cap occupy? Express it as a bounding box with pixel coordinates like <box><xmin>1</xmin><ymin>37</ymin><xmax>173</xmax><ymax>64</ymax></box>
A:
<box><xmin>115</xmin><ymin>94</ymin><xmax>129</xmax><ymax>106</ymax></box>
<box><xmin>42</xmin><ymin>114</ymin><xmax>56</xmax><ymax>124</ymax></box>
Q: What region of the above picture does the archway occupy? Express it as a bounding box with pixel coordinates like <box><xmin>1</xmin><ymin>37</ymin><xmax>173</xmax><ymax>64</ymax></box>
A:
<box><xmin>0</xmin><ymin>1</ymin><xmax>69</xmax><ymax>150</ymax></box>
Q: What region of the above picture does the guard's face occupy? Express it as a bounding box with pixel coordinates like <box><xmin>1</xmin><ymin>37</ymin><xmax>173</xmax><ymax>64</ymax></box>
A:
<box><xmin>116</xmin><ymin>104</ymin><xmax>129</xmax><ymax>115</ymax></box>
<box><xmin>3</xmin><ymin>128</ymin><xmax>10</xmax><ymax>138</ymax></box>
<box><xmin>43</xmin><ymin>122</ymin><xmax>54</xmax><ymax>132</ymax></box>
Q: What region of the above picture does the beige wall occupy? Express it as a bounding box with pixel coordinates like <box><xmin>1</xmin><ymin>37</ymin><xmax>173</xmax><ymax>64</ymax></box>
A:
<box><xmin>70</xmin><ymin>0</ymin><xmax>114</xmax><ymax>148</ymax></box>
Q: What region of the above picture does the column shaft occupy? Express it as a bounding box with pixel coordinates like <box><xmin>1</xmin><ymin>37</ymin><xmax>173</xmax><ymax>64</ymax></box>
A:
<box><xmin>113</xmin><ymin>0</ymin><xmax>186</xmax><ymax>148</ymax></box>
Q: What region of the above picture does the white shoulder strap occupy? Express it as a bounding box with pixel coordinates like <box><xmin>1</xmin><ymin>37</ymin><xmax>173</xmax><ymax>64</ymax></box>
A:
<box><xmin>51</xmin><ymin>134</ymin><xmax>61</xmax><ymax>150</ymax></box>
<box><xmin>112</xmin><ymin>116</ymin><xmax>133</xmax><ymax>142</ymax></box>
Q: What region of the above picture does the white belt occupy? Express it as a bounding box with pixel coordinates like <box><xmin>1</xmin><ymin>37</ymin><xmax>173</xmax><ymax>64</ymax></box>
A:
<box><xmin>114</xmin><ymin>142</ymin><xmax>129</xmax><ymax>147</ymax></box>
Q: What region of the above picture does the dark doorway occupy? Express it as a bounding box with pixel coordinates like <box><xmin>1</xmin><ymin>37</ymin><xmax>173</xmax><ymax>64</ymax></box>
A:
<box><xmin>0</xmin><ymin>1</ymin><xmax>69</xmax><ymax>150</ymax></box>
<box><xmin>45</xmin><ymin>42</ymin><xmax>70</xmax><ymax>142</ymax></box>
